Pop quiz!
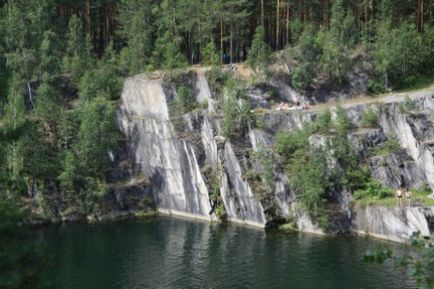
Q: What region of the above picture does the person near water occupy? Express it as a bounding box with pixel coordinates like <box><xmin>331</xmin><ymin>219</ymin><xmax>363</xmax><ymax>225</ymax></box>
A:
<box><xmin>396</xmin><ymin>188</ymin><xmax>403</xmax><ymax>207</ymax></box>
<box><xmin>405</xmin><ymin>189</ymin><xmax>412</xmax><ymax>206</ymax></box>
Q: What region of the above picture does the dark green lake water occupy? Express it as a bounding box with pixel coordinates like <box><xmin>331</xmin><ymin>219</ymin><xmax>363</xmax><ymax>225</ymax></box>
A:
<box><xmin>33</xmin><ymin>216</ymin><xmax>416</xmax><ymax>289</ymax></box>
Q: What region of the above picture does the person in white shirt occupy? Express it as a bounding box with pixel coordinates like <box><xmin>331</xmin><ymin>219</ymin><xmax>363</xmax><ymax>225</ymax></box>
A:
<box><xmin>396</xmin><ymin>188</ymin><xmax>403</xmax><ymax>207</ymax></box>
<box><xmin>405</xmin><ymin>189</ymin><xmax>412</xmax><ymax>206</ymax></box>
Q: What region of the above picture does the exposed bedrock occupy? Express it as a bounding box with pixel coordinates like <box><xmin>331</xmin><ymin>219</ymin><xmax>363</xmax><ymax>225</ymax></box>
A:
<box><xmin>117</xmin><ymin>72</ymin><xmax>434</xmax><ymax>242</ymax></box>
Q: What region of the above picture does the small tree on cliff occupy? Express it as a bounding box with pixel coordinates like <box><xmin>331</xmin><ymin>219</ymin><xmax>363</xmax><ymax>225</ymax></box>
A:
<box><xmin>247</xmin><ymin>26</ymin><xmax>270</xmax><ymax>80</ymax></box>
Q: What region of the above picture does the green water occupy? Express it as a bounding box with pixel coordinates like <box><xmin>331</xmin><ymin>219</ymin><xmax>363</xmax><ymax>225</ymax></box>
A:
<box><xmin>32</xmin><ymin>216</ymin><xmax>416</xmax><ymax>289</ymax></box>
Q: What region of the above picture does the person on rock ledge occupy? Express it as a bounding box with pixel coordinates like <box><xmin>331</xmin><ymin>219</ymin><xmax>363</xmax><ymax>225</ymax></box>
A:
<box><xmin>405</xmin><ymin>189</ymin><xmax>412</xmax><ymax>206</ymax></box>
<box><xmin>428</xmin><ymin>189</ymin><xmax>434</xmax><ymax>199</ymax></box>
<box><xmin>396</xmin><ymin>188</ymin><xmax>403</xmax><ymax>207</ymax></box>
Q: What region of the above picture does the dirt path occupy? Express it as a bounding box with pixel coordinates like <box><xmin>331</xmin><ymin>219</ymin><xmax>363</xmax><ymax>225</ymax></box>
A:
<box><xmin>309</xmin><ymin>84</ymin><xmax>434</xmax><ymax>112</ymax></box>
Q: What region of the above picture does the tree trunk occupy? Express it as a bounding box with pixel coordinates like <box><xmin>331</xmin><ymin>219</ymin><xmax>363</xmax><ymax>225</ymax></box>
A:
<box><xmin>221</xmin><ymin>19</ymin><xmax>224</xmax><ymax>64</ymax></box>
<box><xmin>286</xmin><ymin>0</ymin><xmax>290</xmax><ymax>45</ymax></box>
<box><xmin>261</xmin><ymin>0</ymin><xmax>264</xmax><ymax>27</ymax></box>
<box><xmin>86</xmin><ymin>0</ymin><xmax>91</xmax><ymax>35</ymax></box>
<box><xmin>354</xmin><ymin>0</ymin><xmax>359</xmax><ymax>28</ymax></box>
<box><xmin>420</xmin><ymin>0</ymin><xmax>425</xmax><ymax>32</ymax></box>
<box><xmin>104</xmin><ymin>7</ymin><xmax>108</xmax><ymax>47</ymax></box>
<box><xmin>323</xmin><ymin>0</ymin><xmax>329</xmax><ymax>28</ymax></box>
<box><xmin>268</xmin><ymin>15</ymin><xmax>272</xmax><ymax>47</ymax></box>
<box><xmin>365</xmin><ymin>0</ymin><xmax>369</xmax><ymax>26</ymax></box>
<box><xmin>276</xmin><ymin>0</ymin><xmax>280</xmax><ymax>49</ymax></box>
<box><xmin>230</xmin><ymin>26</ymin><xmax>233</xmax><ymax>64</ymax></box>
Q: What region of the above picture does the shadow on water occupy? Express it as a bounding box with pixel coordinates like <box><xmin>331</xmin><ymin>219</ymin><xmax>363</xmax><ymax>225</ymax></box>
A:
<box><xmin>32</xmin><ymin>216</ymin><xmax>416</xmax><ymax>289</ymax></box>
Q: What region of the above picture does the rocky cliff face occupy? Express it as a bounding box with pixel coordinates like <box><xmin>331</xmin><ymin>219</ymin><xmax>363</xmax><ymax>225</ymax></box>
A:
<box><xmin>117</xmin><ymin>71</ymin><xmax>434</xmax><ymax>242</ymax></box>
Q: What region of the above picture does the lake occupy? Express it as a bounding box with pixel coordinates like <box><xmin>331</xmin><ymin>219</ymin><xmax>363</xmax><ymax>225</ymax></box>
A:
<box><xmin>32</xmin><ymin>216</ymin><xmax>416</xmax><ymax>289</ymax></box>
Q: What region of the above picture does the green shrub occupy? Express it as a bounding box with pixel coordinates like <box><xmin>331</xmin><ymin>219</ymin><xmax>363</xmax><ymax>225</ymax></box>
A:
<box><xmin>209</xmin><ymin>166</ymin><xmax>226</xmax><ymax>220</ymax></box>
<box><xmin>222</xmin><ymin>95</ymin><xmax>239</xmax><ymax>138</ymax></box>
<box><xmin>372</xmin><ymin>135</ymin><xmax>401</xmax><ymax>156</ymax></box>
<box><xmin>242</xmin><ymin>169</ymin><xmax>261</xmax><ymax>183</ymax></box>
<box><xmin>399</xmin><ymin>95</ymin><xmax>416</xmax><ymax>113</ymax></box>
<box><xmin>361</xmin><ymin>108</ymin><xmax>379</xmax><ymax>127</ymax></box>
<box><xmin>288</xmin><ymin>148</ymin><xmax>330</xmax><ymax>221</ymax></box>
<box><xmin>252</xmin><ymin>113</ymin><xmax>265</xmax><ymax>129</ymax></box>
<box><xmin>222</xmin><ymin>96</ymin><xmax>251</xmax><ymax>139</ymax></box>
<box><xmin>247</xmin><ymin>26</ymin><xmax>271</xmax><ymax>79</ymax></box>
<box><xmin>334</xmin><ymin>106</ymin><xmax>354</xmax><ymax>133</ymax></box>
<box><xmin>275</xmin><ymin>129</ymin><xmax>310</xmax><ymax>162</ymax></box>
<box><xmin>279</xmin><ymin>217</ymin><xmax>298</xmax><ymax>232</ymax></box>
<box><xmin>199</xmin><ymin>99</ymin><xmax>208</xmax><ymax>110</ymax></box>
<box><xmin>367</xmin><ymin>78</ymin><xmax>387</xmax><ymax>95</ymax></box>
<box><xmin>174</xmin><ymin>84</ymin><xmax>195</xmax><ymax>114</ymax></box>
<box><xmin>316</xmin><ymin>109</ymin><xmax>332</xmax><ymax>132</ymax></box>
<box><xmin>354</xmin><ymin>179</ymin><xmax>392</xmax><ymax>200</ymax></box>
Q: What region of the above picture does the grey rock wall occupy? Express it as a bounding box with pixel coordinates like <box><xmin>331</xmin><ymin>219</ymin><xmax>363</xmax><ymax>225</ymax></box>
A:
<box><xmin>117</xmin><ymin>72</ymin><xmax>434</xmax><ymax>242</ymax></box>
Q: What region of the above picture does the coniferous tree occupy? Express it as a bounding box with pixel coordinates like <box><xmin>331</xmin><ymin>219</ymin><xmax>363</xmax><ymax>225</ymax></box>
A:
<box><xmin>117</xmin><ymin>0</ymin><xmax>155</xmax><ymax>74</ymax></box>
<box><xmin>247</xmin><ymin>26</ymin><xmax>271</xmax><ymax>78</ymax></box>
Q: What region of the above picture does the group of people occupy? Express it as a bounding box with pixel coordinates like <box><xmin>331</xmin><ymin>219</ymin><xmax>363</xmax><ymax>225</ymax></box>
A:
<box><xmin>395</xmin><ymin>188</ymin><xmax>412</xmax><ymax>207</ymax></box>
<box><xmin>396</xmin><ymin>187</ymin><xmax>434</xmax><ymax>206</ymax></box>
<box><xmin>276</xmin><ymin>101</ymin><xmax>310</xmax><ymax>111</ymax></box>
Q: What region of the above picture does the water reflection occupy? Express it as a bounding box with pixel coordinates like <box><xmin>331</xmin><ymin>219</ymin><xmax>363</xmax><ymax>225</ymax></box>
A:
<box><xmin>35</xmin><ymin>217</ymin><xmax>415</xmax><ymax>289</ymax></box>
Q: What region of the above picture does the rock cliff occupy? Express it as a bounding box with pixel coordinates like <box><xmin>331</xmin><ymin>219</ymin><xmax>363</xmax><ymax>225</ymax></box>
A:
<box><xmin>117</xmin><ymin>70</ymin><xmax>434</xmax><ymax>242</ymax></box>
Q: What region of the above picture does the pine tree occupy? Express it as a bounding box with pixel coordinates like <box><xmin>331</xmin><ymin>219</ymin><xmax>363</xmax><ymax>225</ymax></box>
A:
<box><xmin>247</xmin><ymin>26</ymin><xmax>271</xmax><ymax>78</ymax></box>
<box><xmin>77</xmin><ymin>97</ymin><xmax>119</xmax><ymax>178</ymax></box>
<box><xmin>117</xmin><ymin>0</ymin><xmax>155</xmax><ymax>74</ymax></box>
<box><xmin>63</xmin><ymin>15</ymin><xmax>92</xmax><ymax>85</ymax></box>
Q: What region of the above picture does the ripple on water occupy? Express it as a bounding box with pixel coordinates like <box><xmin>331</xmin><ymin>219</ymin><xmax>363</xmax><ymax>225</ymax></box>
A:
<box><xmin>33</xmin><ymin>217</ymin><xmax>417</xmax><ymax>289</ymax></box>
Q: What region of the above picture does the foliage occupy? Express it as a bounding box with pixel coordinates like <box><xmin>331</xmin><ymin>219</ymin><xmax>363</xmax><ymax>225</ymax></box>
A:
<box><xmin>289</xmin><ymin>147</ymin><xmax>330</xmax><ymax>215</ymax></box>
<box><xmin>316</xmin><ymin>109</ymin><xmax>332</xmax><ymax>132</ymax></box>
<box><xmin>77</xmin><ymin>97</ymin><xmax>119</xmax><ymax>178</ymax></box>
<box><xmin>63</xmin><ymin>15</ymin><xmax>91</xmax><ymax>85</ymax></box>
<box><xmin>291</xmin><ymin>0</ymin><xmax>356</xmax><ymax>90</ymax></box>
<box><xmin>291</xmin><ymin>26</ymin><xmax>321</xmax><ymax>91</ymax></box>
<box><xmin>275</xmin><ymin>106</ymin><xmax>379</xmax><ymax>229</ymax></box>
<box><xmin>117</xmin><ymin>0</ymin><xmax>154</xmax><ymax>74</ymax></box>
<box><xmin>247</xmin><ymin>26</ymin><xmax>270</xmax><ymax>78</ymax></box>
<box><xmin>372</xmin><ymin>135</ymin><xmax>401</xmax><ymax>156</ymax></box>
<box><xmin>399</xmin><ymin>95</ymin><xmax>417</xmax><ymax>113</ymax></box>
<box><xmin>0</xmin><ymin>197</ymin><xmax>53</xmax><ymax>289</ymax></box>
<box><xmin>353</xmin><ymin>179</ymin><xmax>392</xmax><ymax>200</ymax></box>
<box><xmin>222</xmin><ymin>95</ymin><xmax>239</xmax><ymax>138</ymax></box>
<box><xmin>202</xmin><ymin>41</ymin><xmax>220</xmax><ymax>67</ymax></box>
<box><xmin>78</xmin><ymin>45</ymin><xmax>122</xmax><ymax>102</ymax></box>
<box><xmin>209</xmin><ymin>165</ymin><xmax>226</xmax><ymax>220</ymax></box>
<box><xmin>361</xmin><ymin>107</ymin><xmax>379</xmax><ymax>127</ymax></box>
<box><xmin>334</xmin><ymin>106</ymin><xmax>354</xmax><ymax>133</ymax></box>
<box><xmin>173</xmin><ymin>85</ymin><xmax>195</xmax><ymax>114</ymax></box>
<box><xmin>279</xmin><ymin>217</ymin><xmax>298</xmax><ymax>232</ymax></box>
<box><xmin>152</xmin><ymin>32</ymin><xmax>187</xmax><ymax>74</ymax></box>
<box><xmin>372</xmin><ymin>20</ymin><xmax>426</xmax><ymax>89</ymax></box>
<box><xmin>365</xmin><ymin>232</ymin><xmax>434</xmax><ymax>289</ymax></box>
<box><xmin>221</xmin><ymin>85</ymin><xmax>251</xmax><ymax>139</ymax></box>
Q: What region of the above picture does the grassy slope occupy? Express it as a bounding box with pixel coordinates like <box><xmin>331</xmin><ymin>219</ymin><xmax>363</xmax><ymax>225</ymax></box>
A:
<box><xmin>357</xmin><ymin>190</ymin><xmax>434</xmax><ymax>207</ymax></box>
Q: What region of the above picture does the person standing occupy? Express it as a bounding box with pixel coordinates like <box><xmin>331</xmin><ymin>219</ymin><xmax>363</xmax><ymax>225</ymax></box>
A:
<box><xmin>396</xmin><ymin>188</ymin><xmax>403</xmax><ymax>207</ymax></box>
<box><xmin>428</xmin><ymin>189</ymin><xmax>434</xmax><ymax>199</ymax></box>
<box><xmin>405</xmin><ymin>189</ymin><xmax>412</xmax><ymax>206</ymax></box>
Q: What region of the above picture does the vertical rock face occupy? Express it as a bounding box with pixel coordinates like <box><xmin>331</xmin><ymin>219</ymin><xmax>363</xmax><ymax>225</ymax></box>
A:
<box><xmin>117</xmin><ymin>72</ymin><xmax>434</xmax><ymax>241</ymax></box>
<box><xmin>379</xmin><ymin>98</ymin><xmax>434</xmax><ymax>188</ymax></box>
<box><xmin>220</xmin><ymin>142</ymin><xmax>266</xmax><ymax>226</ymax></box>
<box><xmin>117</xmin><ymin>75</ymin><xmax>267</xmax><ymax>226</ymax></box>
<box><xmin>117</xmin><ymin>76</ymin><xmax>215</xmax><ymax>221</ymax></box>
<box><xmin>354</xmin><ymin>206</ymin><xmax>432</xmax><ymax>243</ymax></box>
